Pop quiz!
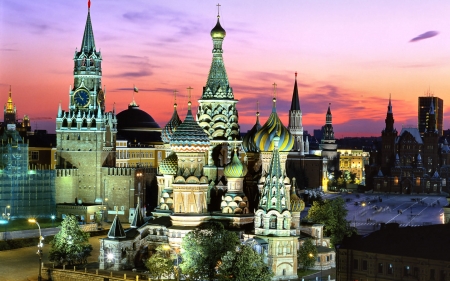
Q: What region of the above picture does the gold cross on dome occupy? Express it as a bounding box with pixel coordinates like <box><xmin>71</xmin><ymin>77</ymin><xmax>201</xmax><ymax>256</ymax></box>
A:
<box><xmin>272</xmin><ymin>82</ymin><xmax>277</xmax><ymax>99</ymax></box>
<box><xmin>187</xmin><ymin>86</ymin><xmax>193</xmax><ymax>102</ymax></box>
<box><xmin>217</xmin><ymin>3</ymin><xmax>221</xmax><ymax>17</ymax></box>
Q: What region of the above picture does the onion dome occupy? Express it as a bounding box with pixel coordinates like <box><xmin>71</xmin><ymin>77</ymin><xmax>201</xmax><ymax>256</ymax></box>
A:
<box><xmin>170</xmin><ymin>100</ymin><xmax>210</xmax><ymax>152</ymax></box>
<box><xmin>161</xmin><ymin>102</ymin><xmax>182</xmax><ymax>143</ymax></box>
<box><xmin>159</xmin><ymin>152</ymin><xmax>178</xmax><ymax>175</ymax></box>
<box><xmin>242</xmin><ymin>109</ymin><xmax>261</xmax><ymax>152</ymax></box>
<box><xmin>254</xmin><ymin>98</ymin><xmax>294</xmax><ymax>152</ymax></box>
<box><xmin>224</xmin><ymin>149</ymin><xmax>247</xmax><ymax>178</ymax></box>
<box><xmin>211</xmin><ymin>16</ymin><xmax>226</xmax><ymax>39</ymax></box>
<box><xmin>290</xmin><ymin>192</ymin><xmax>305</xmax><ymax>212</ymax></box>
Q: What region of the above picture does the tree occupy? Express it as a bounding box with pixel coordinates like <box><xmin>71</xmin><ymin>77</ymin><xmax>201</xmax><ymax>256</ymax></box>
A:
<box><xmin>49</xmin><ymin>214</ymin><xmax>92</xmax><ymax>266</ymax></box>
<box><xmin>297</xmin><ymin>238</ymin><xmax>317</xmax><ymax>271</ymax></box>
<box><xmin>180</xmin><ymin>221</ymin><xmax>240</xmax><ymax>281</ymax></box>
<box><xmin>306</xmin><ymin>197</ymin><xmax>355</xmax><ymax>246</ymax></box>
<box><xmin>218</xmin><ymin>244</ymin><xmax>273</xmax><ymax>281</ymax></box>
<box><xmin>145</xmin><ymin>245</ymin><xmax>174</xmax><ymax>280</ymax></box>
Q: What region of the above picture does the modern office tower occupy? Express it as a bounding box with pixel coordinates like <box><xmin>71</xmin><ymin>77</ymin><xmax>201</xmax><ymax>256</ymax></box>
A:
<box><xmin>418</xmin><ymin>95</ymin><xmax>443</xmax><ymax>136</ymax></box>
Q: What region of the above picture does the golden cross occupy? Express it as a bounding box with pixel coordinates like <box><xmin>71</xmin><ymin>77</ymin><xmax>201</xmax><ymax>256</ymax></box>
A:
<box><xmin>272</xmin><ymin>82</ymin><xmax>277</xmax><ymax>99</ymax></box>
<box><xmin>256</xmin><ymin>100</ymin><xmax>260</xmax><ymax>116</ymax></box>
<box><xmin>217</xmin><ymin>3</ymin><xmax>221</xmax><ymax>17</ymax></box>
<box><xmin>173</xmin><ymin>90</ymin><xmax>178</xmax><ymax>103</ymax></box>
<box><xmin>187</xmin><ymin>86</ymin><xmax>193</xmax><ymax>101</ymax></box>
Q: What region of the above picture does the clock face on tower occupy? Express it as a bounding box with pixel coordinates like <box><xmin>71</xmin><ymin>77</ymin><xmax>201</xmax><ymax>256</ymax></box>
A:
<box><xmin>74</xmin><ymin>89</ymin><xmax>90</xmax><ymax>107</ymax></box>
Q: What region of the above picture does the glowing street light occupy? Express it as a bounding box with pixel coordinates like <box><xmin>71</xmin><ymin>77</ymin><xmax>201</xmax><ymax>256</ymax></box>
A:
<box><xmin>51</xmin><ymin>215</ymin><xmax>56</xmax><ymax>227</ymax></box>
<box><xmin>28</xmin><ymin>219</ymin><xmax>44</xmax><ymax>281</ymax></box>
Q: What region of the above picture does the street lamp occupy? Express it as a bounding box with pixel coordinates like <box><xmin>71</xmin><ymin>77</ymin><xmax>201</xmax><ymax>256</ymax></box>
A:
<box><xmin>28</xmin><ymin>219</ymin><xmax>44</xmax><ymax>281</ymax></box>
<box><xmin>4</xmin><ymin>205</ymin><xmax>10</xmax><ymax>215</ymax></box>
<box><xmin>2</xmin><ymin>205</ymin><xmax>10</xmax><ymax>240</ymax></box>
<box><xmin>163</xmin><ymin>245</ymin><xmax>180</xmax><ymax>281</ymax></box>
<box><xmin>104</xmin><ymin>198</ymin><xmax>108</xmax><ymax>222</ymax></box>
<box><xmin>51</xmin><ymin>215</ymin><xmax>55</xmax><ymax>227</ymax></box>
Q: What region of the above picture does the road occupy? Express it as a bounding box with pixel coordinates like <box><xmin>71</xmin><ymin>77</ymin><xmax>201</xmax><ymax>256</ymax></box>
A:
<box><xmin>0</xmin><ymin>234</ymin><xmax>104</xmax><ymax>281</ymax></box>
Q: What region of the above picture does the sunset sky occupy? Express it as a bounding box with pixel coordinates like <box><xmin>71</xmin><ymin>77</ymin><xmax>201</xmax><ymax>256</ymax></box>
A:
<box><xmin>1</xmin><ymin>1</ymin><xmax>449</xmax><ymax>137</ymax></box>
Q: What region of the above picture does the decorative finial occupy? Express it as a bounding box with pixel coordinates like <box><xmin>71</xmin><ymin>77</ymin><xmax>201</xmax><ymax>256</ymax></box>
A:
<box><xmin>256</xmin><ymin>101</ymin><xmax>260</xmax><ymax>117</ymax></box>
<box><xmin>187</xmin><ymin>86</ymin><xmax>193</xmax><ymax>109</ymax></box>
<box><xmin>88</xmin><ymin>0</ymin><xmax>91</xmax><ymax>9</ymax></box>
<box><xmin>233</xmin><ymin>137</ymin><xmax>237</xmax><ymax>153</ymax></box>
<box><xmin>216</xmin><ymin>3</ymin><xmax>221</xmax><ymax>18</ymax></box>
<box><xmin>272</xmin><ymin>83</ymin><xmax>277</xmax><ymax>109</ymax></box>
<box><xmin>173</xmin><ymin>90</ymin><xmax>178</xmax><ymax>108</ymax></box>
<box><xmin>272</xmin><ymin>82</ymin><xmax>277</xmax><ymax>99</ymax></box>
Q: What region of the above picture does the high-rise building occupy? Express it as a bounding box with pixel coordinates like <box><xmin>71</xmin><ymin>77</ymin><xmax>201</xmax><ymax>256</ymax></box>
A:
<box><xmin>418</xmin><ymin>95</ymin><xmax>443</xmax><ymax>136</ymax></box>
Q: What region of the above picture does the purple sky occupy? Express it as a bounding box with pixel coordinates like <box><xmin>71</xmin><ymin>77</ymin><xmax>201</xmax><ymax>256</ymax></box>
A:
<box><xmin>0</xmin><ymin>0</ymin><xmax>449</xmax><ymax>136</ymax></box>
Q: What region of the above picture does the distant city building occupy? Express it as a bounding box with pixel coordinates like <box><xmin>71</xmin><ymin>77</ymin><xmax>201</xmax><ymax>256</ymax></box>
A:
<box><xmin>418</xmin><ymin>95</ymin><xmax>443</xmax><ymax>136</ymax></box>
<box><xmin>320</xmin><ymin>104</ymin><xmax>340</xmax><ymax>175</ymax></box>
<box><xmin>0</xmin><ymin>128</ymin><xmax>55</xmax><ymax>218</ymax></box>
<box><xmin>366</xmin><ymin>96</ymin><xmax>450</xmax><ymax>194</ymax></box>
<box><xmin>337</xmin><ymin>224</ymin><xmax>450</xmax><ymax>281</ymax></box>
<box><xmin>0</xmin><ymin>87</ymin><xmax>31</xmax><ymax>137</ymax></box>
<box><xmin>338</xmin><ymin>149</ymin><xmax>369</xmax><ymax>185</ymax></box>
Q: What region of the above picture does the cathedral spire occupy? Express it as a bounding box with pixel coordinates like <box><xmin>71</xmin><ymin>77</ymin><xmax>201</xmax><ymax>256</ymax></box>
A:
<box><xmin>203</xmin><ymin>6</ymin><xmax>232</xmax><ymax>100</ymax></box>
<box><xmin>288</xmin><ymin>72</ymin><xmax>303</xmax><ymax>152</ymax></box>
<box><xmin>290</xmin><ymin>72</ymin><xmax>300</xmax><ymax>111</ymax></box>
<box><xmin>81</xmin><ymin>0</ymin><xmax>96</xmax><ymax>54</ymax></box>
<box><xmin>384</xmin><ymin>94</ymin><xmax>395</xmax><ymax>133</ymax></box>
<box><xmin>322</xmin><ymin>103</ymin><xmax>335</xmax><ymax>140</ymax></box>
<box><xmin>258</xmin><ymin>136</ymin><xmax>286</xmax><ymax>212</ymax></box>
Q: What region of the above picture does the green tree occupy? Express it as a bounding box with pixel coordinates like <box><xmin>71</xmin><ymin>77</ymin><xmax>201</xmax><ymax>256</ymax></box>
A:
<box><xmin>180</xmin><ymin>221</ymin><xmax>240</xmax><ymax>281</ymax></box>
<box><xmin>306</xmin><ymin>197</ymin><xmax>355</xmax><ymax>246</ymax></box>
<box><xmin>218</xmin><ymin>244</ymin><xmax>273</xmax><ymax>281</ymax></box>
<box><xmin>297</xmin><ymin>238</ymin><xmax>317</xmax><ymax>271</ymax></box>
<box><xmin>49</xmin><ymin>214</ymin><xmax>92</xmax><ymax>266</ymax></box>
<box><xmin>145</xmin><ymin>245</ymin><xmax>174</xmax><ymax>280</ymax></box>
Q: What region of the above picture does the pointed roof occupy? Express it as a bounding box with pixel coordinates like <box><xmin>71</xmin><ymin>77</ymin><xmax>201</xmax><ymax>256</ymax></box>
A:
<box><xmin>258</xmin><ymin>136</ymin><xmax>288</xmax><ymax>213</ymax></box>
<box><xmin>202</xmin><ymin>13</ymin><xmax>233</xmax><ymax>100</ymax></box>
<box><xmin>5</xmin><ymin>86</ymin><xmax>15</xmax><ymax>114</ymax></box>
<box><xmin>388</xmin><ymin>93</ymin><xmax>393</xmax><ymax>114</ymax></box>
<box><xmin>242</xmin><ymin>107</ymin><xmax>261</xmax><ymax>153</ymax></box>
<box><xmin>81</xmin><ymin>2</ymin><xmax>96</xmax><ymax>54</ymax></box>
<box><xmin>108</xmin><ymin>214</ymin><xmax>126</xmax><ymax>239</ymax></box>
<box><xmin>290</xmin><ymin>72</ymin><xmax>300</xmax><ymax>111</ymax></box>
<box><xmin>131</xmin><ymin>198</ymin><xmax>145</xmax><ymax>228</ymax></box>
<box><xmin>170</xmin><ymin>98</ymin><xmax>210</xmax><ymax>152</ymax></box>
<box><xmin>161</xmin><ymin>95</ymin><xmax>182</xmax><ymax>144</ymax></box>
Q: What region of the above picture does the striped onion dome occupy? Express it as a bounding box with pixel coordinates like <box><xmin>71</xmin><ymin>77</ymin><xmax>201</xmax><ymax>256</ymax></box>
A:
<box><xmin>290</xmin><ymin>192</ymin><xmax>305</xmax><ymax>212</ymax></box>
<box><xmin>159</xmin><ymin>152</ymin><xmax>178</xmax><ymax>175</ymax></box>
<box><xmin>254</xmin><ymin>98</ymin><xmax>294</xmax><ymax>152</ymax></box>
<box><xmin>242</xmin><ymin>110</ymin><xmax>261</xmax><ymax>152</ymax></box>
<box><xmin>170</xmin><ymin>101</ymin><xmax>210</xmax><ymax>153</ymax></box>
<box><xmin>161</xmin><ymin>103</ymin><xmax>182</xmax><ymax>143</ymax></box>
<box><xmin>224</xmin><ymin>149</ymin><xmax>247</xmax><ymax>178</ymax></box>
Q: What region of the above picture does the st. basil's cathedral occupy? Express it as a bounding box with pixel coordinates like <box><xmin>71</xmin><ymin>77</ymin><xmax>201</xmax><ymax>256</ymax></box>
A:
<box><xmin>49</xmin><ymin>2</ymin><xmax>336</xmax><ymax>280</ymax></box>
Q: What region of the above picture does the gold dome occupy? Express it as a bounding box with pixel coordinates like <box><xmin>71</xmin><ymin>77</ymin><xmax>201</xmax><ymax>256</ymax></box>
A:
<box><xmin>210</xmin><ymin>17</ymin><xmax>226</xmax><ymax>39</ymax></box>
